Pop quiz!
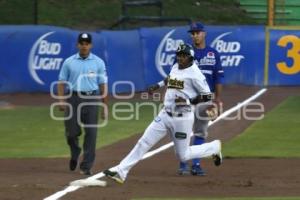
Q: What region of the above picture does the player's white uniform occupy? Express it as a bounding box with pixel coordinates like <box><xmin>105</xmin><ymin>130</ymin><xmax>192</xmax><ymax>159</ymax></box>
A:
<box><xmin>115</xmin><ymin>62</ymin><xmax>221</xmax><ymax>181</ymax></box>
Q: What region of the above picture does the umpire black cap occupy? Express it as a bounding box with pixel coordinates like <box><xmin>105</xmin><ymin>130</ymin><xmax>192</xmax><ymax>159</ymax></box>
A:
<box><xmin>78</xmin><ymin>33</ymin><xmax>92</xmax><ymax>43</ymax></box>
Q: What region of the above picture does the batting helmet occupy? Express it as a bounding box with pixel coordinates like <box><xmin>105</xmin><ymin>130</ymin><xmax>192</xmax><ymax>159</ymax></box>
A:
<box><xmin>176</xmin><ymin>43</ymin><xmax>194</xmax><ymax>58</ymax></box>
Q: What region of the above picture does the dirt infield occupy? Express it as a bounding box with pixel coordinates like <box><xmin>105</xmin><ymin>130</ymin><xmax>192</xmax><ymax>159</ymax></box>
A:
<box><xmin>1</xmin><ymin>85</ymin><xmax>300</xmax><ymax>200</ymax></box>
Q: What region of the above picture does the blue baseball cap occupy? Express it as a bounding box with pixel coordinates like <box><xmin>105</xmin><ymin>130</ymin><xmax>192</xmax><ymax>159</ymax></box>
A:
<box><xmin>188</xmin><ymin>22</ymin><xmax>205</xmax><ymax>32</ymax></box>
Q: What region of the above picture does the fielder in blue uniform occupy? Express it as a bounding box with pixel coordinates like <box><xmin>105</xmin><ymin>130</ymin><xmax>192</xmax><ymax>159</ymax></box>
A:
<box><xmin>178</xmin><ymin>22</ymin><xmax>224</xmax><ymax>176</ymax></box>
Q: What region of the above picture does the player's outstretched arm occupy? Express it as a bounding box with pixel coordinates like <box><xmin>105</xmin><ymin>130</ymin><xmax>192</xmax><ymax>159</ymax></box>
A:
<box><xmin>147</xmin><ymin>77</ymin><xmax>168</xmax><ymax>94</ymax></box>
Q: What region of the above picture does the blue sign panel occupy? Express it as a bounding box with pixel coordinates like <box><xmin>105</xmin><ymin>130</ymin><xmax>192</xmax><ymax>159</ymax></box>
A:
<box><xmin>140</xmin><ymin>25</ymin><xmax>265</xmax><ymax>87</ymax></box>
<box><xmin>140</xmin><ymin>26</ymin><xmax>186</xmax><ymax>86</ymax></box>
<box><xmin>99</xmin><ymin>30</ymin><xmax>145</xmax><ymax>93</ymax></box>
<box><xmin>0</xmin><ymin>26</ymin><xmax>105</xmax><ymax>93</ymax></box>
<box><xmin>0</xmin><ymin>26</ymin><xmax>76</xmax><ymax>93</ymax></box>
<box><xmin>206</xmin><ymin>26</ymin><xmax>265</xmax><ymax>86</ymax></box>
<box><xmin>3</xmin><ymin>25</ymin><xmax>297</xmax><ymax>94</ymax></box>
<box><xmin>268</xmin><ymin>29</ymin><xmax>300</xmax><ymax>85</ymax></box>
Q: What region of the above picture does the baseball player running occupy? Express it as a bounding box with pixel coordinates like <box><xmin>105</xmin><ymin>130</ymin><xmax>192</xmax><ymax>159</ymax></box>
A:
<box><xmin>103</xmin><ymin>43</ymin><xmax>222</xmax><ymax>184</ymax></box>
<box><xmin>148</xmin><ymin>23</ymin><xmax>225</xmax><ymax>176</ymax></box>
<box><xmin>178</xmin><ymin>22</ymin><xmax>224</xmax><ymax>176</ymax></box>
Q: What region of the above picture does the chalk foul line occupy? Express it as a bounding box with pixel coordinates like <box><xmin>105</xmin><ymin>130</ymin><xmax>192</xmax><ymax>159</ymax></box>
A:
<box><xmin>44</xmin><ymin>88</ymin><xmax>267</xmax><ymax>200</ymax></box>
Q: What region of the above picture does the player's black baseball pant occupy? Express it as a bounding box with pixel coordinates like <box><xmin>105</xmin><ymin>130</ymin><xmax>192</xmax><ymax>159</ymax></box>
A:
<box><xmin>64</xmin><ymin>91</ymin><xmax>99</xmax><ymax>171</ymax></box>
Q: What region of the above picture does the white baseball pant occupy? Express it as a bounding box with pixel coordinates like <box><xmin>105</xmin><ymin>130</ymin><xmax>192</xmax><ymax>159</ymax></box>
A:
<box><xmin>116</xmin><ymin>109</ymin><xmax>221</xmax><ymax>181</ymax></box>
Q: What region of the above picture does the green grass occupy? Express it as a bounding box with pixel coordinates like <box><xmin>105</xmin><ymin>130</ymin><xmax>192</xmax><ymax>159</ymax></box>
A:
<box><xmin>0</xmin><ymin>0</ymin><xmax>258</xmax><ymax>29</ymax></box>
<box><xmin>2</xmin><ymin>96</ymin><xmax>299</xmax><ymax>159</ymax></box>
<box><xmin>0</xmin><ymin>102</ymin><xmax>160</xmax><ymax>158</ymax></box>
<box><xmin>223</xmin><ymin>96</ymin><xmax>300</xmax><ymax>158</ymax></box>
<box><xmin>132</xmin><ymin>197</ymin><xmax>300</xmax><ymax>200</ymax></box>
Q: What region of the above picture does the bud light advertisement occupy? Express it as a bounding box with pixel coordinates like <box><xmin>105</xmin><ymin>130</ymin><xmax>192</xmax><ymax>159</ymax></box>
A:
<box><xmin>1</xmin><ymin>25</ymin><xmax>298</xmax><ymax>93</ymax></box>
<box><xmin>0</xmin><ymin>26</ymin><xmax>76</xmax><ymax>92</ymax></box>
<box><xmin>141</xmin><ymin>25</ymin><xmax>265</xmax><ymax>86</ymax></box>
<box><xmin>28</xmin><ymin>31</ymin><xmax>68</xmax><ymax>86</ymax></box>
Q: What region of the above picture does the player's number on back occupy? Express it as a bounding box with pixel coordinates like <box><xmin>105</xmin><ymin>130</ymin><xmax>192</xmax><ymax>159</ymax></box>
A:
<box><xmin>276</xmin><ymin>35</ymin><xmax>300</xmax><ymax>75</ymax></box>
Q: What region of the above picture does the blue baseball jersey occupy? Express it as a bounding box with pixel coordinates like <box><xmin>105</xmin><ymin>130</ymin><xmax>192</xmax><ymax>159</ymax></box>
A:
<box><xmin>193</xmin><ymin>46</ymin><xmax>224</xmax><ymax>92</ymax></box>
<box><xmin>59</xmin><ymin>53</ymin><xmax>107</xmax><ymax>92</ymax></box>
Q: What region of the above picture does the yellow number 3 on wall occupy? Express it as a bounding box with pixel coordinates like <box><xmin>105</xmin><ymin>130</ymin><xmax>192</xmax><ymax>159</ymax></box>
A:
<box><xmin>276</xmin><ymin>35</ymin><xmax>300</xmax><ymax>75</ymax></box>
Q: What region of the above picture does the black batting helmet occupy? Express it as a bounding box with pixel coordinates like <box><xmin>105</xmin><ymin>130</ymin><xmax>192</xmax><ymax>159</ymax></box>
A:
<box><xmin>176</xmin><ymin>43</ymin><xmax>194</xmax><ymax>58</ymax></box>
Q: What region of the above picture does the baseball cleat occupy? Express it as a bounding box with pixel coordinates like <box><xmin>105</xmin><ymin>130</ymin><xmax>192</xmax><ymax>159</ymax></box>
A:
<box><xmin>69</xmin><ymin>159</ymin><xmax>78</xmax><ymax>171</ymax></box>
<box><xmin>212</xmin><ymin>140</ymin><xmax>222</xmax><ymax>166</ymax></box>
<box><xmin>191</xmin><ymin>165</ymin><xmax>206</xmax><ymax>176</ymax></box>
<box><xmin>103</xmin><ymin>169</ymin><xmax>124</xmax><ymax>184</ymax></box>
<box><xmin>178</xmin><ymin>167</ymin><xmax>190</xmax><ymax>175</ymax></box>
<box><xmin>178</xmin><ymin>162</ymin><xmax>190</xmax><ymax>175</ymax></box>
<box><xmin>80</xmin><ymin>169</ymin><xmax>92</xmax><ymax>175</ymax></box>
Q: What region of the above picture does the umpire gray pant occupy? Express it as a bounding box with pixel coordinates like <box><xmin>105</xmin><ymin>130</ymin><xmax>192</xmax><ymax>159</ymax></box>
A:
<box><xmin>65</xmin><ymin>93</ymin><xmax>99</xmax><ymax>171</ymax></box>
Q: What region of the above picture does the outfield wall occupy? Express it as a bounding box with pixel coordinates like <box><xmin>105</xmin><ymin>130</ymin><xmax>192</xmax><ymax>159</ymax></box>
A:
<box><xmin>0</xmin><ymin>25</ymin><xmax>299</xmax><ymax>93</ymax></box>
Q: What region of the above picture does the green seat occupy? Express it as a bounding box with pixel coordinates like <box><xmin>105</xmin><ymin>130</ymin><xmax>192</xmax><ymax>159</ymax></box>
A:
<box><xmin>239</xmin><ymin>0</ymin><xmax>300</xmax><ymax>25</ymax></box>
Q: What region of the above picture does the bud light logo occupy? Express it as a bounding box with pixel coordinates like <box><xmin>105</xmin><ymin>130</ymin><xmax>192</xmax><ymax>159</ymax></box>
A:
<box><xmin>155</xmin><ymin>29</ymin><xmax>184</xmax><ymax>77</ymax></box>
<box><xmin>210</xmin><ymin>32</ymin><xmax>244</xmax><ymax>67</ymax></box>
<box><xmin>28</xmin><ymin>32</ymin><xmax>64</xmax><ymax>85</ymax></box>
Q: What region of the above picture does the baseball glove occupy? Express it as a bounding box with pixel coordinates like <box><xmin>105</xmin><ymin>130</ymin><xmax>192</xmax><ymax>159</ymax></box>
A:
<box><xmin>206</xmin><ymin>104</ymin><xmax>218</xmax><ymax>121</ymax></box>
<box><xmin>147</xmin><ymin>84</ymin><xmax>159</xmax><ymax>94</ymax></box>
<box><xmin>214</xmin><ymin>99</ymin><xmax>223</xmax><ymax>116</ymax></box>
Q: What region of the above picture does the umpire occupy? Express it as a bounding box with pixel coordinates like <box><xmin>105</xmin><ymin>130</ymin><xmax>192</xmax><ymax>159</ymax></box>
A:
<box><xmin>57</xmin><ymin>33</ymin><xmax>108</xmax><ymax>175</ymax></box>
